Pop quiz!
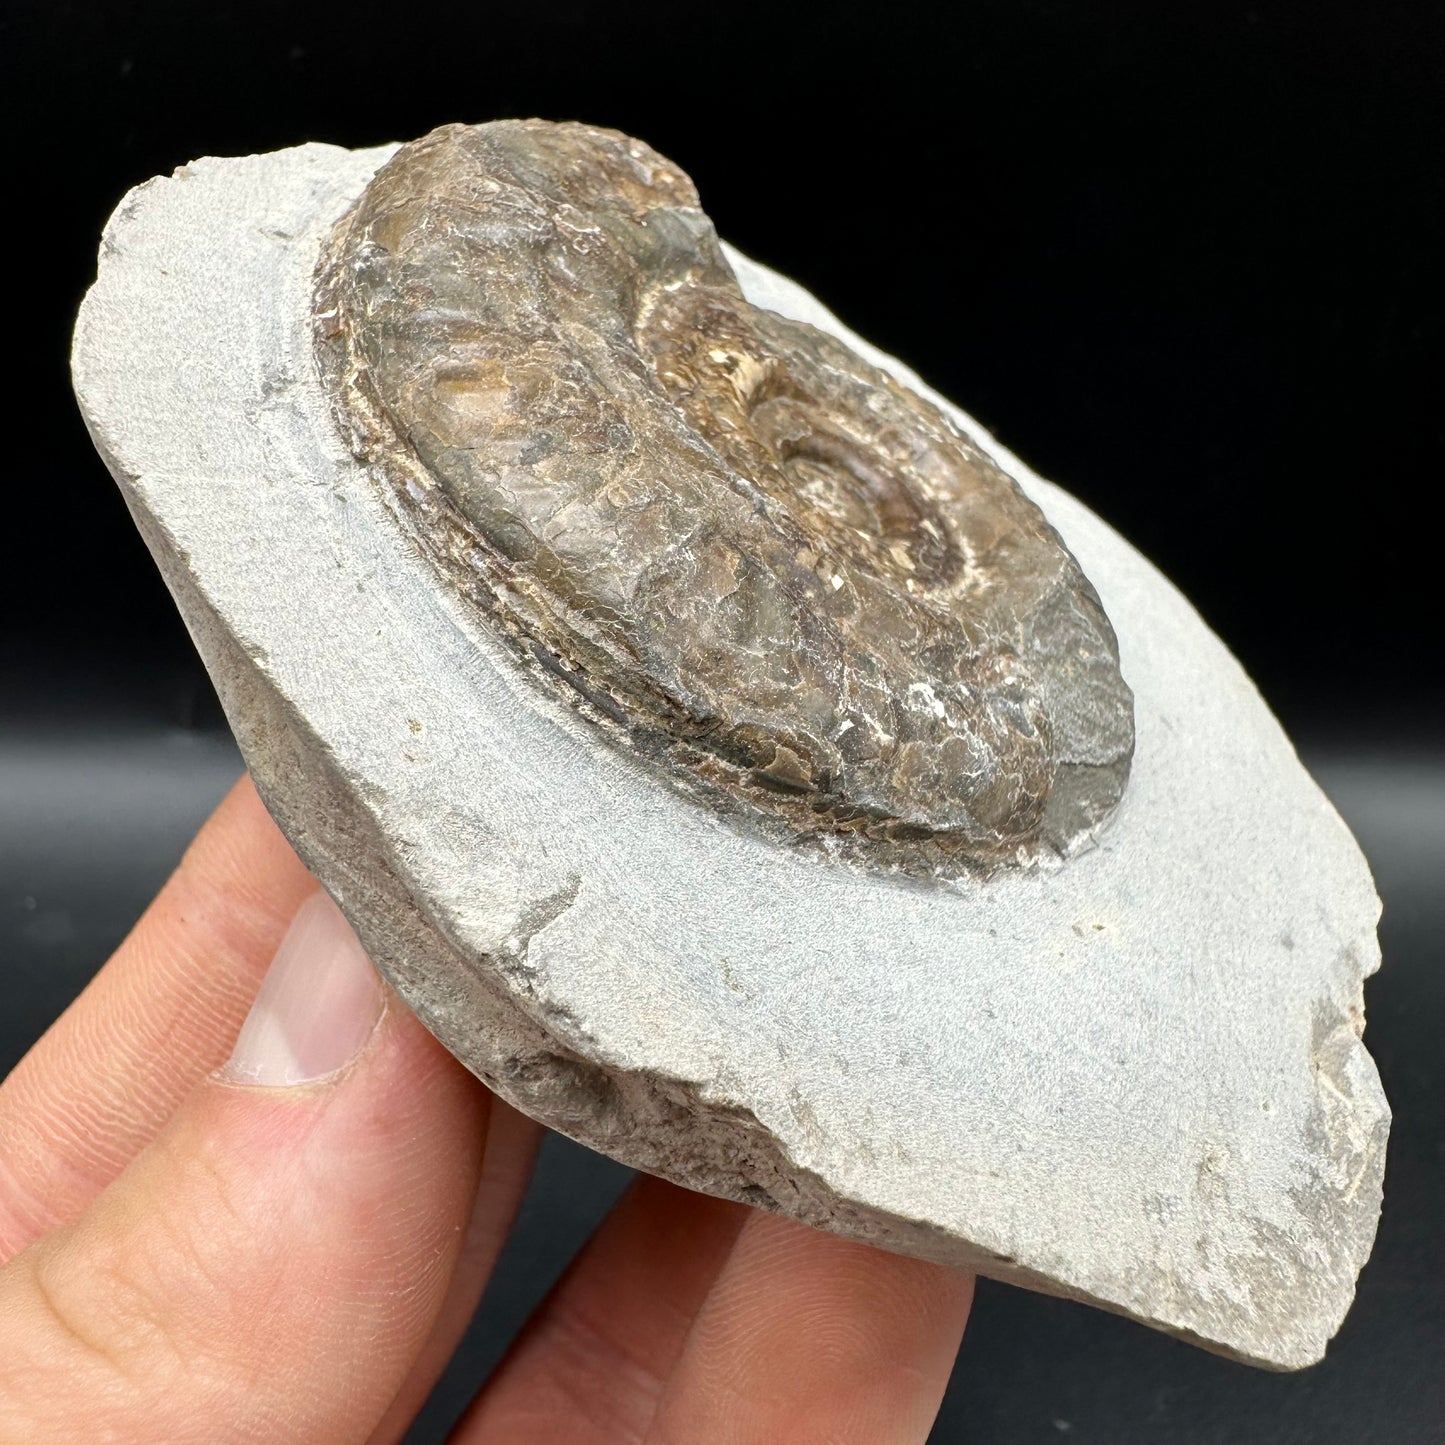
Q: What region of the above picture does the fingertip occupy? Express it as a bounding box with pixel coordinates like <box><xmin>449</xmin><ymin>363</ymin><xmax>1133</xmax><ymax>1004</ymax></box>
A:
<box><xmin>644</xmin><ymin>1210</ymin><xmax>973</xmax><ymax>1445</ymax></box>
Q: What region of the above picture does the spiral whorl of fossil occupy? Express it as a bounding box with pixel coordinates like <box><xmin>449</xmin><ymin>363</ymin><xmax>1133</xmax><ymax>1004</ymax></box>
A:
<box><xmin>313</xmin><ymin>120</ymin><xmax>1134</xmax><ymax>867</ymax></box>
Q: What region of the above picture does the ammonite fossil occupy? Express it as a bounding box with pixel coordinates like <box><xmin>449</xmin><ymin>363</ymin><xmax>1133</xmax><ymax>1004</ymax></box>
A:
<box><xmin>314</xmin><ymin>120</ymin><xmax>1134</xmax><ymax>866</ymax></box>
<box><xmin>73</xmin><ymin>125</ymin><xmax>1390</xmax><ymax>1369</ymax></box>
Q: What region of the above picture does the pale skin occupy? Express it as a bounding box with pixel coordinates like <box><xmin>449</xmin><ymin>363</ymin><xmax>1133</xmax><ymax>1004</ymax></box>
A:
<box><xmin>0</xmin><ymin>777</ymin><xmax>973</xmax><ymax>1443</ymax></box>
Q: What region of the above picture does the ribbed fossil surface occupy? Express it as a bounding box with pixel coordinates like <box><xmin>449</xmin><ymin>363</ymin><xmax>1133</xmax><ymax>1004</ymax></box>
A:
<box><xmin>314</xmin><ymin>121</ymin><xmax>1134</xmax><ymax>867</ymax></box>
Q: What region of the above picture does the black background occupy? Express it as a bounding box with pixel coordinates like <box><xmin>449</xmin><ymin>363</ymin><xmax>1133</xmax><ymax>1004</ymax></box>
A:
<box><xmin>3</xmin><ymin>0</ymin><xmax>1442</xmax><ymax>738</ymax></box>
<box><xmin>2</xmin><ymin>3</ymin><xmax>1441</xmax><ymax>1442</ymax></box>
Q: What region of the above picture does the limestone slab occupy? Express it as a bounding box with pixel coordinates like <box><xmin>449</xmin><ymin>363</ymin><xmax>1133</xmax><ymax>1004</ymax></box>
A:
<box><xmin>71</xmin><ymin>140</ymin><xmax>1389</xmax><ymax>1369</ymax></box>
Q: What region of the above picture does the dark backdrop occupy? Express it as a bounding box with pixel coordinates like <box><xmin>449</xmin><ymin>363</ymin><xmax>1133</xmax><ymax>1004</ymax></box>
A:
<box><xmin>3</xmin><ymin>0</ymin><xmax>1441</xmax><ymax>739</ymax></box>
<box><xmin>2</xmin><ymin>3</ymin><xmax>1440</xmax><ymax>1443</ymax></box>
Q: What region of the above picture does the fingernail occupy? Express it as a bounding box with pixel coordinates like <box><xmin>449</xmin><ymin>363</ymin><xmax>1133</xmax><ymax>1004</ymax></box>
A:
<box><xmin>220</xmin><ymin>891</ymin><xmax>384</xmax><ymax>1087</ymax></box>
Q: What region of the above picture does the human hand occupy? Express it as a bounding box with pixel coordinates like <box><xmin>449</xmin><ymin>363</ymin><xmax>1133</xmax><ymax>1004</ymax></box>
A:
<box><xmin>0</xmin><ymin>777</ymin><xmax>973</xmax><ymax>1443</ymax></box>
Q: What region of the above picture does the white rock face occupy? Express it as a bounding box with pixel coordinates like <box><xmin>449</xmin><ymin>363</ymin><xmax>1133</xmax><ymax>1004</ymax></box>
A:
<box><xmin>71</xmin><ymin>142</ymin><xmax>1389</xmax><ymax>1369</ymax></box>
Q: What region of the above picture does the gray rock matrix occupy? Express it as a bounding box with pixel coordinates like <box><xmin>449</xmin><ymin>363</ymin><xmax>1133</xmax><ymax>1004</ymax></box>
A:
<box><xmin>72</xmin><ymin>138</ymin><xmax>1388</xmax><ymax>1369</ymax></box>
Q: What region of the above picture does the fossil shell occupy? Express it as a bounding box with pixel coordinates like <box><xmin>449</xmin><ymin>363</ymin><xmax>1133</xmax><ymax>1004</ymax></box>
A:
<box><xmin>314</xmin><ymin>121</ymin><xmax>1134</xmax><ymax>866</ymax></box>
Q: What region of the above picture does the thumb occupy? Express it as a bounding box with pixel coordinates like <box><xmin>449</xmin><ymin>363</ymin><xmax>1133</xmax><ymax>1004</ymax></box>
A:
<box><xmin>0</xmin><ymin>891</ymin><xmax>489</xmax><ymax>1445</ymax></box>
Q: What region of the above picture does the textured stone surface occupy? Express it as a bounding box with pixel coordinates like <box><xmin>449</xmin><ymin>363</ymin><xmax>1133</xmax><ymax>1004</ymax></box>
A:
<box><xmin>72</xmin><ymin>138</ymin><xmax>1389</xmax><ymax>1370</ymax></box>
<box><xmin>315</xmin><ymin>121</ymin><xmax>1133</xmax><ymax>868</ymax></box>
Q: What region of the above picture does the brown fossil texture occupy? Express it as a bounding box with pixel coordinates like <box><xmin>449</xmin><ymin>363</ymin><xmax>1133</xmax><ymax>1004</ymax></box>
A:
<box><xmin>313</xmin><ymin>120</ymin><xmax>1134</xmax><ymax>867</ymax></box>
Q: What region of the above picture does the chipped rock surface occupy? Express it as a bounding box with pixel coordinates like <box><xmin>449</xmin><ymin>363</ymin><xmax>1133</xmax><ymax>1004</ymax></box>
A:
<box><xmin>72</xmin><ymin>140</ymin><xmax>1389</xmax><ymax>1369</ymax></box>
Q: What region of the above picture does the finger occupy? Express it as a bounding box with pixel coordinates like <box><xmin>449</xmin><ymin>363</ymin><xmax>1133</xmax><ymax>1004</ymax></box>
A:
<box><xmin>0</xmin><ymin>775</ymin><xmax>314</xmax><ymax>1257</ymax></box>
<box><xmin>458</xmin><ymin>1182</ymin><xmax>972</xmax><ymax>1445</ymax></box>
<box><xmin>456</xmin><ymin>1174</ymin><xmax>748</xmax><ymax>1443</ymax></box>
<box><xmin>0</xmin><ymin>892</ymin><xmax>490</xmax><ymax>1445</ymax></box>
<box><xmin>643</xmin><ymin>1213</ymin><xmax>972</xmax><ymax>1445</ymax></box>
<box><xmin>365</xmin><ymin>1100</ymin><xmax>542</xmax><ymax>1445</ymax></box>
